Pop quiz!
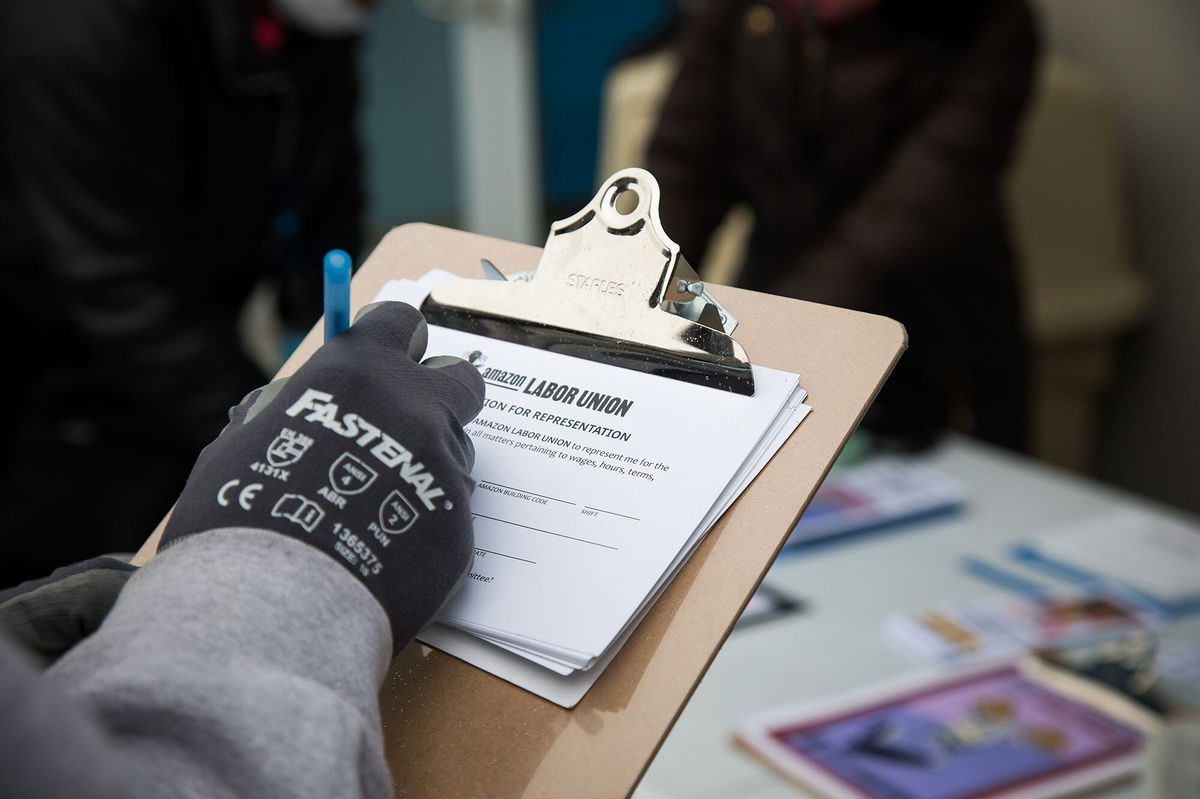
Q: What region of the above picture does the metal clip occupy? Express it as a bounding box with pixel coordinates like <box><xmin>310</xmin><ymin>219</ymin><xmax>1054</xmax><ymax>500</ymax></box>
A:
<box><xmin>421</xmin><ymin>168</ymin><xmax>755</xmax><ymax>395</ymax></box>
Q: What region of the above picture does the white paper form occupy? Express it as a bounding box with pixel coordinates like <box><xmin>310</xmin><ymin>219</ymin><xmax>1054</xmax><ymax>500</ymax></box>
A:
<box><xmin>445</xmin><ymin>378</ymin><xmax>811</xmax><ymax>678</ymax></box>
<box><xmin>373</xmin><ymin>277</ymin><xmax>810</xmax><ymax>700</ymax></box>
<box><xmin>434</xmin><ymin>326</ymin><xmax>800</xmax><ymax>663</ymax></box>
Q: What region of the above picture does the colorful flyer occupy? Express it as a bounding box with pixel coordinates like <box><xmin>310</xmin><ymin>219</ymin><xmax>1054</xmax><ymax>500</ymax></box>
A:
<box><xmin>736</xmin><ymin>664</ymin><xmax>1147</xmax><ymax>799</ymax></box>
<box><xmin>886</xmin><ymin>590</ymin><xmax>1157</xmax><ymax>666</ymax></box>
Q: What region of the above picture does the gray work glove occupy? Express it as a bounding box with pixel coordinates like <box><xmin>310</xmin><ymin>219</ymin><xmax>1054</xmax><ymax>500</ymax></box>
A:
<box><xmin>162</xmin><ymin>302</ymin><xmax>485</xmax><ymax>652</ymax></box>
<box><xmin>0</xmin><ymin>556</ymin><xmax>137</xmax><ymax>665</ymax></box>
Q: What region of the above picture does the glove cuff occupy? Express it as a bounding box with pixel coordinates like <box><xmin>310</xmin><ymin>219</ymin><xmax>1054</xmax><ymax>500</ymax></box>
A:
<box><xmin>144</xmin><ymin>528</ymin><xmax>394</xmax><ymax>666</ymax></box>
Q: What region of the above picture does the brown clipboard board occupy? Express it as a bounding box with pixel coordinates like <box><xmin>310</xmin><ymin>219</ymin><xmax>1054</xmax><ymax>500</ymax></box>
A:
<box><xmin>135</xmin><ymin>220</ymin><xmax>904</xmax><ymax>798</ymax></box>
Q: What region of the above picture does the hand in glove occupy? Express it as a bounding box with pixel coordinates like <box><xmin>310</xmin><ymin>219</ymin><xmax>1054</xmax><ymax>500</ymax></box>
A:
<box><xmin>0</xmin><ymin>556</ymin><xmax>137</xmax><ymax>665</ymax></box>
<box><xmin>162</xmin><ymin>302</ymin><xmax>485</xmax><ymax>651</ymax></box>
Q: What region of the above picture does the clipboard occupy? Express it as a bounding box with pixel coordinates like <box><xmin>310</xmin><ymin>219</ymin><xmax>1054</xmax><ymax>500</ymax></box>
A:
<box><xmin>134</xmin><ymin>169</ymin><xmax>905</xmax><ymax>798</ymax></box>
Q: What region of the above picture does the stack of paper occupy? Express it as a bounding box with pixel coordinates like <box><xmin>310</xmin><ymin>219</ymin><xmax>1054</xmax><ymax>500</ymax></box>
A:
<box><xmin>374</xmin><ymin>272</ymin><xmax>810</xmax><ymax>704</ymax></box>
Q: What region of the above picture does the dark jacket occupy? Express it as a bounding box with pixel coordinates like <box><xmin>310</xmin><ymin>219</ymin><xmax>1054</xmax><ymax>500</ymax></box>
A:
<box><xmin>647</xmin><ymin>0</ymin><xmax>1037</xmax><ymax>449</ymax></box>
<box><xmin>0</xmin><ymin>0</ymin><xmax>362</xmax><ymax>580</ymax></box>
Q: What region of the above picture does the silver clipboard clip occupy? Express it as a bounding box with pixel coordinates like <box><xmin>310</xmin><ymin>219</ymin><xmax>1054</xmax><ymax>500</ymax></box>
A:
<box><xmin>421</xmin><ymin>168</ymin><xmax>756</xmax><ymax>396</ymax></box>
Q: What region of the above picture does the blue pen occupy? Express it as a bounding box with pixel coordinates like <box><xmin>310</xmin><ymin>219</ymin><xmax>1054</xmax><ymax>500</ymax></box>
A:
<box><xmin>323</xmin><ymin>249</ymin><xmax>352</xmax><ymax>342</ymax></box>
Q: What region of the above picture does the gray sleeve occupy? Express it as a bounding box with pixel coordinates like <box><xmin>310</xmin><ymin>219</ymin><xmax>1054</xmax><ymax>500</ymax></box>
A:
<box><xmin>0</xmin><ymin>635</ymin><xmax>128</xmax><ymax>799</ymax></box>
<box><xmin>33</xmin><ymin>528</ymin><xmax>395</xmax><ymax>799</ymax></box>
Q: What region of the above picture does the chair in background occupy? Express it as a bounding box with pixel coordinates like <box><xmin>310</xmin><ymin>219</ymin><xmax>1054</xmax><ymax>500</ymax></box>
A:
<box><xmin>598</xmin><ymin>52</ymin><xmax>1149</xmax><ymax>473</ymax></box>
<box><xmin>1005</xmin><ymin>56</ymin><xmax>1149</xmax><ymax>472</ymax></box>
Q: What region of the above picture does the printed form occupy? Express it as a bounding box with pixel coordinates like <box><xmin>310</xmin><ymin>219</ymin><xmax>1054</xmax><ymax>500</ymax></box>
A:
<box><xmin>375</xmin><ymin>274</ymin><xmax>810</xmax><ymax>703</ymax></box>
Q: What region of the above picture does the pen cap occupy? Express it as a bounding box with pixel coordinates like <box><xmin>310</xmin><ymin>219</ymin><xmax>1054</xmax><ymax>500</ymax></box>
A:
<box><xmin>324</xmin><ymin>249</ymin><xmax>352</xmax><ymax>284</ymax></box>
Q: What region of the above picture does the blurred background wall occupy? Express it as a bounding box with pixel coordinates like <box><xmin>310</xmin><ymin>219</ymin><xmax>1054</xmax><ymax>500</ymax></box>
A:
<box><xmin>357</xmin><ymin>0</ymin><xmax>1199</xmax><ymax>512</ymax></box>
<box><xmin>360</xmin><ymin>0</ymin><xmax>671</xmax><ymax>239</ymax></box>
<box><xmin>360</xmin><ymin>1</ymin><xmax>459</xmax><ymax>231</ymax></box>
<box><xmin>1029</xmin><ymin>0</ymin><xmax>1200</xmax><ymax>513</ymax></box>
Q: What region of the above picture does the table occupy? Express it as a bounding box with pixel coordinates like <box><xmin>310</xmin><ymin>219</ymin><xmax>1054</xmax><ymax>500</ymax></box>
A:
<box><xmin>634</xmin><ymin>434</ymin><xmax>1200</xmax><ymax>799</ymax></box>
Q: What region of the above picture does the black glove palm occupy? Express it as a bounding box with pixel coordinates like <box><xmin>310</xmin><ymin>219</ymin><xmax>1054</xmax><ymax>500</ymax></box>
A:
<box><xmin>162</xmin><ymin>302</ymin><xmax>485</xmax><ymax>651</ymax></box>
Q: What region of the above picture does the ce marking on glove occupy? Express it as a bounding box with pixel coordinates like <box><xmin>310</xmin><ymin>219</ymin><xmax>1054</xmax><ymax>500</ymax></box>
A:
<box><xmin>217</xmin><ymin>479</ymin><xmax>264</xmax><ymax>511</ymax></box>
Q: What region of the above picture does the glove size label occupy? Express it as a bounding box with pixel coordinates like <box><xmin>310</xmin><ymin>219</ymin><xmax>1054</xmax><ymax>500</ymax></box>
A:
<box><xmin>286</xmin><ymin>389</ymin><xmax>447</xmax><ymax>511</ymax></box>
<box><xmin>332</xmin><ymin>522</ymin><xmax>383</xmax><ymax>577</ymax></box>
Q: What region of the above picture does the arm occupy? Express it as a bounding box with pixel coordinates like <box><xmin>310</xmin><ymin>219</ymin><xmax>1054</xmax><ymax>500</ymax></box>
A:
<box><xmin>1</xmin><ymin>3</ymin><xmax>263</xmax><ymax>446</ymax></box>
<box><xmin>36</xmin><ymin>531</ymin><xmax>394</xmax><ymax>799</ymax></box>
<box><xmin>2</xmin><ymin>303</ymin><xmax>484</xmax><ymax>799</ymax></box>
<box><xmin>1</xmin><ymin>540</ymin><xmax>392</xmax><ymax>799</ymax></box>
<box><xmin>1</xmin><ymin>634</ymin><xmax>128</xmax><ymax>799</ymax></box>
<box><xmin>771</xmin><ymin>0</ymin><xmax>1039</xmax><ymax>309</ymax></box>
<box><xmin>0</xmin><ymin>534</ymin><xmax>392</xmax><ymax>799</ymax></box>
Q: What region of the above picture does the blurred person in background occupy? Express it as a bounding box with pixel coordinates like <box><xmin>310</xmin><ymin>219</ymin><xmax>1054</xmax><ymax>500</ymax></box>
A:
<box><xmin>0</xmin><ymin>0</ymin><xmax>373</xmax><ymax>586</ymax></box>
<box><xmin>647</xmin><ymin>0</ymin><xmax>1038</xmax><ymax>451</ymax></box>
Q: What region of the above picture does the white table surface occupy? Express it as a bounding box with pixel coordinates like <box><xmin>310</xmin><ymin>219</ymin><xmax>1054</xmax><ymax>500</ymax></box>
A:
<box><xmin>635</xmin><ymin>435</ymin><xmax>1200</xmax><ymax>799</ymax></box>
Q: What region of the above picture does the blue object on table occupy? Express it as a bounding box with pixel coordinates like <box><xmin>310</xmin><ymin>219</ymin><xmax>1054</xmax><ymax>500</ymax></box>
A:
<box><xmin>323</xmin><ymin>249</ymin><xmax>352</xmax><ymax>341</ymax></box>
<box><xmin>1011</xmin><ymin>544</ymin><xmax>1200</xmax><ymax>619</ymax></box>
<box><xmin>961</xmin><ymin>556</ymin><xmax>1053</xmax><ymax>600</ymax></box>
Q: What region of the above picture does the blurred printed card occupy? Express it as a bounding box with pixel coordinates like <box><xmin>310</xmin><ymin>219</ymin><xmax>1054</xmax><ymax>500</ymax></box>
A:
<box><xmin>886</xmin><ymin>591</ymin><xmax>1158</xmax><ymax>666</ymax></box>
<box><xmin>734</xmin><ymin>662</ymin><xmax>1150</xmax><ymax>799</ymax></box>
<box><xmin>786</xmin><ymin>455</ymin><xmax>963</xmax><ymax>547</ymax></box>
